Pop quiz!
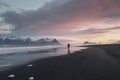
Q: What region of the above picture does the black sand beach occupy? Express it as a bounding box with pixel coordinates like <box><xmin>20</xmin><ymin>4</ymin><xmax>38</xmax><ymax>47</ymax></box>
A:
<box><xmin>0</xmin><ymin>44</ymin><xmax>120</xmax><ymax>80</ymax></box>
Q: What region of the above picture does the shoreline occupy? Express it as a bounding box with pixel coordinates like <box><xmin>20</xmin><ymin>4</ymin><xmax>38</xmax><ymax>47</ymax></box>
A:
<box><xmin>0</xmin><ymin>44</ymin><xmax>120</xmax><ymax>80</ymax></box>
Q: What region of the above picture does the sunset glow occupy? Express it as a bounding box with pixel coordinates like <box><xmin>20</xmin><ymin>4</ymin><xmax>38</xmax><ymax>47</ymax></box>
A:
<box><xmin>0</xmin><ymin>0</ymin><xmax>120</xmax><ymax>44</ymax></box>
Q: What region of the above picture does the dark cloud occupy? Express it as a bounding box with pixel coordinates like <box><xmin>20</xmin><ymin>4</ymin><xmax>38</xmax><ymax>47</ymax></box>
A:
<box><xmin>1</xmin><ymin>0</ymin><xmax>120</xmax><ymax>36</ymax></box>
<box><xmin>1</xmin><ymin>0</ymin><xmax>81</xmax><ymax>35</ymax></box>
<box><xmin>76</xmin><ymin>26</ymin><xmax>120</xmax><ymax>35</ymax></box>
<box><xmin>0</xmin><ymin>2</ymin><xmax>9</xmax><ymax>7</ymax></box>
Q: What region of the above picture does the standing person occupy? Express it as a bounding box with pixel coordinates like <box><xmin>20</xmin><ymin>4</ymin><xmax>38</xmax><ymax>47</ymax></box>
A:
<box><xmin>67</xmin><ymin>43</ymin><xmax>70</xmax><ymax>54</ymax></box>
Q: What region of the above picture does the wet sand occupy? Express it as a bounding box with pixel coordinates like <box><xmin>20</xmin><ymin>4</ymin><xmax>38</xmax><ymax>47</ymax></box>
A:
<box><xmin>0</xmin><ymin>44</ymin><xmax>120</xmax><ymax>80</ymax></box>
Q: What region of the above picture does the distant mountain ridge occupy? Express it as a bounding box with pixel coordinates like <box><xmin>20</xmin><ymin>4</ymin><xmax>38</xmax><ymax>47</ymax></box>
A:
<box><xmin>0</xmin><ymin>36</ymin><xmax>60</xmax><ymax>46</ymax></box>
<box><xmin>83</xmin><ymin>41</ymin><xmax>96</xmax><ymax>45</ymax></box>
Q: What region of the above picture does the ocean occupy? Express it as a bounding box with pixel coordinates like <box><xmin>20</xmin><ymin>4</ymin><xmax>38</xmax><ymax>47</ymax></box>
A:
<box><xmin>0</xmin><ymin>45</ymin><xmax>86</xmax><ymax>72</ymax></box>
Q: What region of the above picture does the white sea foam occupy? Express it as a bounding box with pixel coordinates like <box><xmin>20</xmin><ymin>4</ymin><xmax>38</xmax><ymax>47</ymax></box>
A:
<box><xmin>0</xmin><ymin>45</ymin><xmax>62</xmax><ymax>54</ymax></box>
<box><xmin>0</xmin><ymin>64</ymin><xmax>11</xmax><ymax>68</ymax></box>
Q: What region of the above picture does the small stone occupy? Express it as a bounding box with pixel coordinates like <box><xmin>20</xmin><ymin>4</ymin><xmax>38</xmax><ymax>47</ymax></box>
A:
<box><xmin>8</xmin><ymin>74</ymin><xmax>15</xmax><ymax>78</ymax></box>
<box><xmin>28</xmin><ymin>77</ymin><xmax>34</xmax><ymax>80</ymax></box>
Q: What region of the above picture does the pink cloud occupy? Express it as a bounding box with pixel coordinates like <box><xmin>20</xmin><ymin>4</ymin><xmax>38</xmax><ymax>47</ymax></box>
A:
<box><xmin>1</xmin><ymin>0</ymin><xmax>120</xmax><ymax>36</ymax></box>
<box><xmin>76</xmin><ymin>26</ymin><xmax>120</xmax><ymax>35</ymax></box>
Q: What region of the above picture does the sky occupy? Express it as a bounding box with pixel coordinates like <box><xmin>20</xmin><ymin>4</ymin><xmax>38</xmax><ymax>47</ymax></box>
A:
<box><xmin>0</xmin><ymin>0</ymin><xmax>120</xmax><ymax>44</ymax></box>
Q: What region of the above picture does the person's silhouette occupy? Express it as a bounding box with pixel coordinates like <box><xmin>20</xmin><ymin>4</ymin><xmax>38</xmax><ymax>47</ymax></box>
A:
<box><xmin>67</xmin><ymin>43</ymin><xmax>70</xmax><ymax>54</ymax></box>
